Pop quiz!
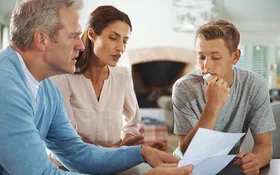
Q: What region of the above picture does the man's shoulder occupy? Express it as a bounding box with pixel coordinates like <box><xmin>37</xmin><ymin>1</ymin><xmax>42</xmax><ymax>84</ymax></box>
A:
<box><xmin>0</xmin><ymin>48</ymin><xmax>24</xmax><ymax>87</ymax></box>
<box><xmin>0</xmin><ymin>47</ymin><xmax>15</xmax><ymax>61</ymax></box>
<box><xmin>174</xmin><ymin>69</ymin><xmax>202</xmax><ymax>87</ymax></box>
<box><xmin>235</xmin><ymin>67</ymin><xmax>267</xmax><ymax>85</ymax></box>
<box><xmin>42</xmin><ymin>78</ymin><xmax>63</xmax><ymax>95</ymax></box>
<box><xmin>234</xmin><ymin>67</ymin><xmax>269</xmax><ymax>101</ymax></box>
<box><xmin>0</xmin><ymin>47</ymin><xmax>18</xmax><ymax>68</ymax></box>
<box><xmin>173</xmin><ymin>70</ymin><xmax>204</xmax><ymax>99</ymax></box>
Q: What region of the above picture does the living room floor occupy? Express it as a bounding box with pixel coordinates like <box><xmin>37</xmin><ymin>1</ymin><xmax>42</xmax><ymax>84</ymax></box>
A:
<box><xmin>166</xmin><ymin>133</ymin><xmax>179</xmax><ymax>154</ymax></box>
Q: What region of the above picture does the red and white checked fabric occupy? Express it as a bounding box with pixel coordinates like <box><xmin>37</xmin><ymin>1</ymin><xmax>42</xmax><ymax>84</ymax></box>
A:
<box><xmin>140</xmin><ymin>123</ymin><xmax>168</xmax><ymax>144</ymax></box>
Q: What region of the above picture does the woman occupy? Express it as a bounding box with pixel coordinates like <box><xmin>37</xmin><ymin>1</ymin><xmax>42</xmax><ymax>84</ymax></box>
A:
<box><xmin>51</xmin><ymin>5</ymin><xmax>166</xmax><ymax>149</ymax></box>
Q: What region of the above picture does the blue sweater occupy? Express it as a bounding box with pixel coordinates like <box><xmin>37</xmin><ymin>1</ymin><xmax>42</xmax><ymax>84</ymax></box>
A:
<box><xmin>0</xmin><ymin>47</ymin><xmax>144</xmax><ymax>175</ymax></box>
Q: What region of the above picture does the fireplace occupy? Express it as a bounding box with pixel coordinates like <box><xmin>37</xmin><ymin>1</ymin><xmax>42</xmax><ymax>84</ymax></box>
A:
<box><xmin>127</xmin><ymin>47</ymin><xmax>196</xmax><ymax>108</ymax></box>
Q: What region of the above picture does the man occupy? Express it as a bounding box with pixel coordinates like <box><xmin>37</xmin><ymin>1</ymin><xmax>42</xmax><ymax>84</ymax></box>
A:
<box><xmin>173</xmin><ymin>19</ymin><xmax>276</xmax><ymax>175</ymax></box>
<box><xmin>0</xmin><ymin>0</ymin><xmax>193</xmax><ymax>174</ymax></box>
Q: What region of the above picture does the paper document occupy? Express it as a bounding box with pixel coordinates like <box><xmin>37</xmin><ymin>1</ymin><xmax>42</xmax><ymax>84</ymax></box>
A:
<box><xmin>178</xmin><ymin>128</ymin><xmax>245</xmax><ymax>175</ymax></box>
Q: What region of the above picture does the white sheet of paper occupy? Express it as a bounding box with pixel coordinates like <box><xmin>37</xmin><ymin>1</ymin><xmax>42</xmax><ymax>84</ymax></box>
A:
<box><xmin>178</xmin><ymin>128</ymin><xmax>245</xmax><ymax>175</ymax></box>
<box><xmin>192</xmin><ymin>155</ymin><xmax>236</xmax><ymax>175</ymax></box>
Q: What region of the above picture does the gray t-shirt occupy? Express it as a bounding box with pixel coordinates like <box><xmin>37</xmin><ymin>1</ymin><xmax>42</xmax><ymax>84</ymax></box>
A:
<box><xmin>173</xmin><ymin>66</ymin><xmax>276</xmax><ymax>152</ymax></box>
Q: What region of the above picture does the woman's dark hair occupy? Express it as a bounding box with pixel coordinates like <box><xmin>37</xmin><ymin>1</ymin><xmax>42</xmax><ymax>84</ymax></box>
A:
<box><xmin>75</xmin><ymin>5</ymin><xmax>132</xmax><ymax>74</ymax></box>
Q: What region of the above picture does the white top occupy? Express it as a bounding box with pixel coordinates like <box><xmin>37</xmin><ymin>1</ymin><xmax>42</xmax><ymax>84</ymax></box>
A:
<box><xmin>50</xmin><ymin>66</ymin><xmax>141</xmax><ymax>146</ymax></box>
<box><xmin>16</xmin><ymin>52</ymin><xmax>40</xmax><ymax>99</ymax></box>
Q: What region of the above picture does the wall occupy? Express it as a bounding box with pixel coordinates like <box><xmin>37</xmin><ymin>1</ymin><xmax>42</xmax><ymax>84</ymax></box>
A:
<box><xmin>1</xmin><ymin>0</ymin><xmax>280</xmax><ymax>69</ymax></box>
<box><xmin>82</xmin><ymin>0</ymin><xmax>196</xmax><ymax>50</ymax></box>
<box><xmin>81</xmin><ymin>0</ymin><xmax>280</xmax><ymax>69</ymax></box>
<box><xmin>1</xmin><ymin>0</ymin><xmax>280</xmax><ymax>50</ymax></box>
<box><xmin>82</xmin><ymin>0</ymin><xmax>196</xmax><ymax>68</ymax></box>
<box><xmin>241</xmin><ymin>32</ymin><xmax>280</xmax><ymax>88</ymax></box>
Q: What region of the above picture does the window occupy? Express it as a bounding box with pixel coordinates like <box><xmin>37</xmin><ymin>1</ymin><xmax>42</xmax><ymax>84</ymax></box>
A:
<box><xmin>0</xmin><ymin>24</ymin><xmax>2</xmax><ymax>49</ymax></box>
<box><xmin>252</xmin><ymin>45</ymin><xmax>268</xmax><ymax>80</ymax></box>
<box><xmin>1</xmin><ymin>25</ymin><xmax>9</xmax><ymax>49</ymax></box>
<box><xmin>276</xmin><ymin>46</ymin><xmax>280</xmax><ymax>78</ymax></box>
<box><xmin>235</xmin><ymin>45</ymin><xmax>246</xmax><ymax>68</ymax></box>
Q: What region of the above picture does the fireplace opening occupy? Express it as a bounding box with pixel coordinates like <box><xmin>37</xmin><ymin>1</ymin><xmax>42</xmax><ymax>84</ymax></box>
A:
<box><xmin>132</xmin><ymin>61</ymin><xmax>186</xmax><ymax>108</ymax></box>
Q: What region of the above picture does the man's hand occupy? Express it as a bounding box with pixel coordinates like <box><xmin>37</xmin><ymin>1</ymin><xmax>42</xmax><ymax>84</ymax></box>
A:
<box><xmin>117</xmin><ymin>135</ymin><xmax>144</xmax><ymax>147</ymax></box>
<box><xmin>145</xmin><ymin>163</ymin><xmax>193</xmax><ymax>175</ymax></box>
<box><xmin>141</xmin><ymin>145</ymin><xmax>179</xmax><ymax>167</ymax></box>
<box><xmin>233</xmin><ymin>152</ymin><xmax>260</xmax><ymax>175</ymax></box>
<box><xmin>116</xmin><ymin>133</ymin><xmax>167</xmax><ymax>151</ymax></box>
<box><xmin>145</xmin><ymin>140</ymin><xmax>167</xmax><ymax>151</ymax></box>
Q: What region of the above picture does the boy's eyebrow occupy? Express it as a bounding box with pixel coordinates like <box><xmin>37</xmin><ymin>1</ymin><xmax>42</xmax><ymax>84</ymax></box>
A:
<box><xmin>197</xmin><ymin>51</ymin><xmax>221</xmax><ymax>54</ymax></box>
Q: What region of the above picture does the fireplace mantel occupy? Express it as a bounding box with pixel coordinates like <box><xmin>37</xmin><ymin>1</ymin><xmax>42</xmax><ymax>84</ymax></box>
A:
<box><xmin>127</xmin><ymin>46</ymin><xmax>196</xmax><ymax>65</ymax></box>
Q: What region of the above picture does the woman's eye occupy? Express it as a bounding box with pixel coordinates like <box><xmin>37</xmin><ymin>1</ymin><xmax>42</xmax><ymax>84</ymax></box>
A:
<box><xmin>71</xmin><ymin>36</ymin><xmax>78</xmax><ymax>40</ymax></box>
<box><xmin>109</xmin><ymin>37</ymin><xmax>117</xmax><ymax>40</ymax></box>
<box><xmin>199</xmin><ymin>56</ymin><xmax>205</xmax><ymax>60</ymax></box>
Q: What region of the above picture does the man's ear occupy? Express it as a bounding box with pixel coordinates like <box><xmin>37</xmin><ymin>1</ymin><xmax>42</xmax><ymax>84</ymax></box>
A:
<box><xmin>87</xmin><ymin>28</ymin><xmax>96</xmax><ymax>42</ymax></box>
<box><xmin>33</xmin><ymin>30</ymin><xmax>49</xmax><ymax>51</ymax></box>
<box><xmin>232</xmin><ymin>49</ymin><xmax>241</xmax><ymax>65</ymax></box>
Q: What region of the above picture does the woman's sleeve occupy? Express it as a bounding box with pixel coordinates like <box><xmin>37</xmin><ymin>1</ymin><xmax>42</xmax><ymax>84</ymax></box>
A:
<box><xmin>122</xmin><ymin>68</ymin><xmax>141</xmax><ymax>138</ymax></box>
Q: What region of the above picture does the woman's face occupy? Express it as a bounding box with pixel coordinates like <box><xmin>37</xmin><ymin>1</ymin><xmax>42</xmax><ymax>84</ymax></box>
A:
<box><xmin>90</xmin><ymin>20</ymin><xmax>131</xmax><ymax>67</ymax></box>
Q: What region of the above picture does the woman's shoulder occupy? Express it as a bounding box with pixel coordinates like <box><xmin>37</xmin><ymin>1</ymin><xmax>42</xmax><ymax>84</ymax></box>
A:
<box><xmin>50</xmin><ymin>73</ymin><xmax>84</xmax><ymax>88</ymax></box>
<box><xmin>109</xmin><ymin>66</ymin><xmax>130</xmax><ymax>77</ymax></box>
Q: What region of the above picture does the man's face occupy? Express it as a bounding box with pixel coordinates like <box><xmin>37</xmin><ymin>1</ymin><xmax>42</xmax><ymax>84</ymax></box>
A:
<box><xmin>44</xmin><ymin>5</ymin><xmax>84</xmax><ymax>75</ymax></box>
<box><xmin>195</xmin><ymin>38</ymin><xmax>238</xmax><ymax>82</ymax></box>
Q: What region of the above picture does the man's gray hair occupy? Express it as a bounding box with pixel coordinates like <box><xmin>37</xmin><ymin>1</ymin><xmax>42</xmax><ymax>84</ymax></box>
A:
<box><xmin>10</xmin><ymin>0</ymin><xmax>83</xmax><ymax>50</ymax></box>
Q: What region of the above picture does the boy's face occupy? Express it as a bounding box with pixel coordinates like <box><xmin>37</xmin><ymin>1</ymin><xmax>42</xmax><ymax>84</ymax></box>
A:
<box><xmin>195</xmin><ymin>37</ymin><xmax>239</xmax><ymax>84</ymax></box>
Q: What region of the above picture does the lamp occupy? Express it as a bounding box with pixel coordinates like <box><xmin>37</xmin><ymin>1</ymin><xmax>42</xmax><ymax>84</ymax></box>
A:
<box><xmin>172</xmin><ymin>0</ymin><xmax>217</xmax><ymax>32</ymax></box>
